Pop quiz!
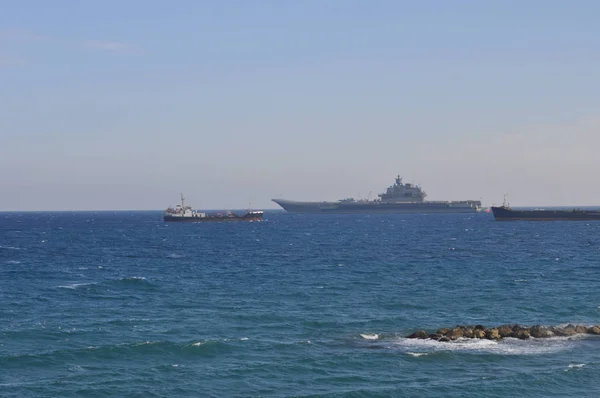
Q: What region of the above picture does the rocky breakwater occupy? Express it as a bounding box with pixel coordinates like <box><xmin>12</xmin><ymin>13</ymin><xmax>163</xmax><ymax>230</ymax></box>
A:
<box><xmin>407</xmin><ymin>324</ymin><xmax>600</xmax><ymax>342</ymax></box>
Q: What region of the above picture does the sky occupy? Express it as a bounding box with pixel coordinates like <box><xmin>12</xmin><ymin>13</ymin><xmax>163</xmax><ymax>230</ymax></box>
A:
<box><xmin>1</xmin><ymin>0</ymin><xmax>600</xmax><ymax>210</ymax></box>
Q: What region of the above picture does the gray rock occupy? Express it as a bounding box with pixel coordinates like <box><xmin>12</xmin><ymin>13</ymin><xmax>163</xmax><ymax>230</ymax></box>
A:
<box><xmin>530</xmin><ymin>325</ymin><xmax>554</xmax><ymax>338</ymax></box>
<box><xmin>408</xmin><ymin>330</ymin><xmax>428</xmax><ymax>339</ymax></box>
<box><xmin>486</xmin><ymin>328</ymin><xmax>500</xmax><ymax>340</ymax></box>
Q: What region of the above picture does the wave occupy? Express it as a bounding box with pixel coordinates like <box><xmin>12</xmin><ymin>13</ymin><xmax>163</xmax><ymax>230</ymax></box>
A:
<box><xmin>360</xmin><ymin>333</ymin><xmax>380</xmax><ymax>340</ymax></box>
<box><xmin>56</xmin><ymin>276</ymin><xmax>157</xmax><ymax>292</ymax></box>
<box><xmin>120</xmin><ymin>276</ymin><xmax>147</xmax><ymax>282</ymax></box>
<box><xmin>0</xmin><ymin>245</ymin><xmax>21</xmax><ymax>250</ymax></box>
<box><xmin>1</xmin><ymin>339</ymin><xmax>234</xmax><ymax>368</ymax></box>
<box><xmin>391</xmin><ymin>334</ymin><xmax>593</xmax><ymax>356</ymax></box>
<box><xmin>166</xmin><ymin>253</ymin><xmax>186</xmax><ymax>259</ymax></box>
<box><xmin>406</xmin><ymin>352</ymin><xmax>429</xmax><ymax>357</ymax></box>
<box><xmin>58</xmin><ymin>282</ymin><xmax>97</xmax><ymax>290</ymax></box>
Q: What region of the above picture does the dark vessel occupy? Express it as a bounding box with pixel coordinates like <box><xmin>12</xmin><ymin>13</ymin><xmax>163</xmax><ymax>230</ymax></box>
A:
<box><xmin>164</xmin><ymin>194</ymin><xmax>263</xmax><ymax>222</ymax></box>
<box><xmin>272</xmin><ymin>175</ymin><xmax>482</xmax><ymax>214</ymax></box>
<box><xmin>491</xmin><ymin>197</ymin><xmax>600</xmax><ymax>221</ymax></box>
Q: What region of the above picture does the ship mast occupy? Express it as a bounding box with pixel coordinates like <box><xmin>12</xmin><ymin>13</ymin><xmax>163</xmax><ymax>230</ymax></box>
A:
<box><xmin>181</xmin><ymin>193</ymin><xmax>185</xmax><ymax>209</ymax></box>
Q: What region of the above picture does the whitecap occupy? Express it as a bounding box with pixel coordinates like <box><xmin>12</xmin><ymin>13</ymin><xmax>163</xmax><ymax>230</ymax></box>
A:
<box><xmin>392</xmin><ymin>336</ymin><xmax>582</xmax><ymax>356</ymax></box>
<box><xmin>407</xmin><ymin>352</ymin><xmax>428</xmax><ymax>357</ymax></box>
<box><xmin>124</xmin><ymin>276</ymin><xmax>146</xmax><ymax>281</ymax></box>
<box><xmin>58</xmin><ymin>282</ymin><xmax>96</xmax><ymax>289</ymax></box>
<box><xmin>568</xmin><ymin>363</ymin><xmax>585</xmax><ymax>368</ymax></box>
<box><xmin>0</xmin><ymin>246</ymin><xmax>21</xmax><ymax>250</ymax></box>
<box><xmin>133</xmin><ymin>341</ymin><xmax>154</xmax><ymax>346</ymax></box>
<box><xmin>240</xmin><ymin>337</ymin><xmax>249</xmax><ymax>341</ymax></box>
<box><xmin>360</xmin><ymin>333</ymin><xmax>380</xmax><ymax>340</ymax></box>
<box><xmin>166</xmin><ymin>253</ymin><xmax>185</xmax><ymax>259</ymax></box>
<box><xmin>6</xmin><ymin>260</ymin><xmax>21</xmax><ymax>265</ymax></box>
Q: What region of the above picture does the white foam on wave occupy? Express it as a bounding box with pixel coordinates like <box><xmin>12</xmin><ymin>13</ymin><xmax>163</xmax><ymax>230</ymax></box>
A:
<box><xmin>192</xmin><ymin>342</ymin><xmax>204</xmax><ymax>346</ymax></box>
<box><xmin>360</xmin><ymin>333</ymin><xmax>380</xmax><ymax>340</ymax></box>
<box><xmin>133</xmin><ymin>341</ymin><xmax>155</xmax><ymax>346</ymax></box>
<box><xmin>166</xmin><ymin>253</ymin><xmax>185</xmax><ymax>259</ymax></box>
<box><xmin>567</xmin><ymin>363</ymin><xmax>585</xmax><ymax>368</ymax></box>
<box><xmin>240</xmin><ymin>337</ymin><xmax>249</xmax><ymax>341</ymax></box>
<box><xmin>58</xmin><ymin>282</ymin><xmax>96</xmax><ymax>289</ymax></box>
<box><xmin>0</xmin><ymin>246</ymin><xmax>21</xmax><ymax>250</ymax></box>
<box><xmin>407</xmin><ymin>352</ymin><xmax>429</xmax><ymax>357</ymax></box>
<box><xmin>6</xmin><ymin>260</ymin><xmax>21</xmax><ymax>264</ymax></box>
<box><xmin>392</xmin><ymin>335</ymin><xmax>583</xmax><ymax>356</ymax></box>
<box><xmin>124</xmin><ymin>276</ymin><xmax>146</xmax><ymax>281</ymax></box>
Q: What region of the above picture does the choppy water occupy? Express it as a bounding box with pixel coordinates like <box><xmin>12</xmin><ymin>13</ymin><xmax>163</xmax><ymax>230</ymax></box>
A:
<box><xmin>1</xmin><ymin>211</ymin><xmax>600</xmax><ymax>397</ymax></box>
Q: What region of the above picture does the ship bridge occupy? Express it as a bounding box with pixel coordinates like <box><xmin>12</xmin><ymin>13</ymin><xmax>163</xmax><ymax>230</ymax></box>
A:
<box><xmin>377</xmin><ymin>175</ymin><xmax>427</xmax><ymax>203</ymax></box>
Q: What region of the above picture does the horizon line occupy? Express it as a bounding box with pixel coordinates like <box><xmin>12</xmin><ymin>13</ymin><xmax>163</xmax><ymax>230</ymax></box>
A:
<box><xmin>0</xmin><ymin>207</ymin><xmax>284</xmax><ymax>213</ymax></box>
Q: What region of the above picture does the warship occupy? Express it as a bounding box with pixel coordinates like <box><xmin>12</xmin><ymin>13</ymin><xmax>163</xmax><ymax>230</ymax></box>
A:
<box><xmin>272</xmin><ymin>175</ymin><xmax>482</xmax><ymax>214</ymax></box>
<box><xmin>164</xmin><ymin>194</ymin><xmax>263</xmax><ymax>222</ymax></box>
<box><xmin>491</xmin><ymin>197</ymin><xmax>600</xmax><ymax>221</ymax></box>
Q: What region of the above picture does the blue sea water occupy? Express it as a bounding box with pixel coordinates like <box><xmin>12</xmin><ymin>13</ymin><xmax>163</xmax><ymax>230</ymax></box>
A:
<box><xmin>1</xmin><ymin>211</ymin><xmax>600</xmax><ymax>397</ymax></box>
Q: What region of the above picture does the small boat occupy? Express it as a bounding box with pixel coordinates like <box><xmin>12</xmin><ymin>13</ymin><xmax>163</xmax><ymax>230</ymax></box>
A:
<box><xmin>164</xmin><ymin>194</ymin><xmax>263</xmax><ymax>222</ymax></box>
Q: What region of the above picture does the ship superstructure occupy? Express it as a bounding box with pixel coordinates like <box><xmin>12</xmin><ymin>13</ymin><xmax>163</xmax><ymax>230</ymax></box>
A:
<box><xmin>378</xmin><ymin>176</ymin><xmax>427</xmax><ymax>202</ymax></box>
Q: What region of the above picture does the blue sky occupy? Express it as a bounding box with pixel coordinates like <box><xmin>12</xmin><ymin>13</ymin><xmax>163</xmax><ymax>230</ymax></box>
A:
<box><xmin>2</xmin><ymin>1</ymin><xmax>600</xmax><ymax>210</ymax></box>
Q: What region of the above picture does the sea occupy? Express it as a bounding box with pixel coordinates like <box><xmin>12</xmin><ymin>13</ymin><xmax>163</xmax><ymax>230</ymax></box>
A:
<box><xmin>1</xmin><ymin>210</ymin><xmax>599</xmax><ymax>397</ymax></box>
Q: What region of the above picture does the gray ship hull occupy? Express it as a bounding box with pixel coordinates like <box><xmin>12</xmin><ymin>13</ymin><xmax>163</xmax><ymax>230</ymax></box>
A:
<box><xmin>272</xmin><ymin>199</ymin><xmax>481</xmax><ymax>214</ymax></box>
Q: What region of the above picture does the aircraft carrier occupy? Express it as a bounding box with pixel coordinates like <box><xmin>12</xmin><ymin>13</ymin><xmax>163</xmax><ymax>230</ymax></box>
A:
<box><xmin>272</xmin><ymin>175</ymin><xmax>482</xmax><ymax>214</ymax></box>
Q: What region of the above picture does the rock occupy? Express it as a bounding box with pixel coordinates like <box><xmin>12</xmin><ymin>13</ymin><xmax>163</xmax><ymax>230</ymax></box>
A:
<box><xmin>553</xmin><ymin>325</ymin><xmax>577</xmax><ymax>337</ymax></box>
<box><xmin>530</xmin><ymin>325</ymin><xmax>554</xmax><ymax>338</ymax></box>
<box><xmin>473</xmin><ymin>329</ymin><xmax>486</xmax><ymax>339</ymax></box>
<box><xmin>407</xmin><ymin>323</ymin><xmax>597</xmax><ymax>341</ymax></box>
<box><xmin>408</xmin><ymin>330</ymin><xmax>428</xmax><ymax>339</ymax></box>
<box><xmin>447</xmin><ymin>327</ymin><xmax>464</xmax><ymax>340</ymax></box>
<box><xmin>575</xmin><ymin>325</ymin><xmax>588</xmax><ymax>334</ymax></box>
<box><xmin>563</xmin><ymin>324</ymin><xmax>578</xmax><ymax>336</ymax></box>
<box><xmin>497</xmin><ymin>325</ymin><xmax>514</xmax><ymax>338</ymax></box>
<box><xmin>588</xmin><ymin>325</ymin><xmax>600</xmax><ymax>335</ymax></box>
<box><xmin>486</xmin><ymin>328</ymin><xmax>500</xmax><ymax>340</ymax></box>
